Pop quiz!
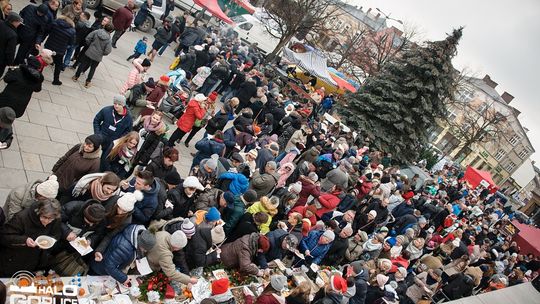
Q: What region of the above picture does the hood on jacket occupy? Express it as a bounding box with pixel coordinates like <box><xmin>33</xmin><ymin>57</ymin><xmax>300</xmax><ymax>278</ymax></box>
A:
<box><xmin>79</xmin><ymin>144</ymin><xmax>102</xmax><ymax>159</ymax></box>
<box><xmin>142</xmin><ymin>178</ymin><xmax>160</xmax><ymax>195</ymax></box>
<box><xmin>19</xmin><ymin>64</ymin><xmax>42</xmax><ymax>81</ymax></box>
<box><xmin>127</xmin><ymin>224</ymin><xmax>147</xmax><ymax>249</ymax></box>
<box><xmin>57</xmin><ymin>15</ymin><xmax>75</xmax><ymax>28</ymax></box>
<box><xmin>94</xmin><ymin>28</ymin><xmax>111</xmax><ymax>40</ymax></box>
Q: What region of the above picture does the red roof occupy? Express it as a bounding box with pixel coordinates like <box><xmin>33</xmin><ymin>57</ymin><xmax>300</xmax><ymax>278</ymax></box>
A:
<box><xmin>512</xmin><ymin>220</ymin><xmax>540</xmax><ymax>256</ymax></box>
<box><xmin>194</xmin><ymin>0</ymin><xmax>233</xmax><ymax>24</ymax></box>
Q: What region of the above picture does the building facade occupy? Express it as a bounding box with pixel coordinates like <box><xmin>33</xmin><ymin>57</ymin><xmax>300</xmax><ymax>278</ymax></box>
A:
<box><xmin>429</xmin><ymin>75</ymin><xmax>535</xmax><ymax>186</ymax></box>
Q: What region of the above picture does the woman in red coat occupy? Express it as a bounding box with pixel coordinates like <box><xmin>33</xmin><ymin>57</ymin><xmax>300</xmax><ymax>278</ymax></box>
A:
<box><xmin>167</xmin><ymin>93</ymin><xmax>207</xmax><ymax>147</ymax></box>
<box><xmin>314</xmin><ymin>186</ymin><xmax>343</xmax><ymax>218</ymax></box>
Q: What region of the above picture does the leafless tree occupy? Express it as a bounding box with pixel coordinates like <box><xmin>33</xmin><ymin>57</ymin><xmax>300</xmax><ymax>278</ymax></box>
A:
<box><xmin>260</xmin><ymin>0</ymin><xmax>344</xmax><ymax>61</ymax></box>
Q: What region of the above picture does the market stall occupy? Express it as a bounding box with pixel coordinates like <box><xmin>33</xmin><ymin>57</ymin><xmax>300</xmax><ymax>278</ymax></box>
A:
<box><xmin>512</xmin><ymin>220</ymin><xmax>540</xmax><ymax>256</ymax></box>
<box><xmin>194</xmin><ymin>0</ymin><xmax>234</xmax><ymax>24</ymax></box>
<box><xmin>461</xmin><ymin>166</ymin><xmax>499</xmax><ymax>193</ymax></box>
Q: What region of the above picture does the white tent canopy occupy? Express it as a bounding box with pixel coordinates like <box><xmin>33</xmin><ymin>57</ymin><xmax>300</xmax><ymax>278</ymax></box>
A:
<box><xmin>282</xmin><ymin>47</ymin><xmax>337</xmax><ymax>86</ymax></box>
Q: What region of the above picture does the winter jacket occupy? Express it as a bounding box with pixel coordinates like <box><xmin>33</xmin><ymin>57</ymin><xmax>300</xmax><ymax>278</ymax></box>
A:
<box><xmin>44</xmin><ymin>16</ymin><xmax>76</xmax><ymax>54</ymax></box>
<box><xmin>222</xmin><ymin>195</ymin><xmax>246</xmax><ymax>234</ymax></box>
<box><xmin>349</xmin><ymin>268</ymin><xmax>369</xmax><ymax>304</ymax></box>
<box><xmin>84</xmin><ymin>29</ymin><xmax>112</xmax><ymax>62</ymax></box>
<box><xmin>223</xmin><ymin>127</ymin><xmax>238</xmax><ymax>154</ymax></box>
<box><xmin>154</xmin><ymin>26</ymin><xmax>172</xmax><ymax>45</ymax></box>
<box><xmin>298</xmin><ymin>179</ymin><xmax>321</xmax><ymax>205</ymax></box>
<box><xmin>134</xmin><ymin>39</ymin><xmax>147</xmax><ymax>54</ymax></box>
<box><xmin>60</xmin><ymin>200</ymin><xmax>105</xmax><ymax>244</ymax></box>
<box><xmin>393</xmin><ymin>214</ymin><xmax>418</xmax><ymax>235</ymax></box>
<box><xmin>3</xmin><ymin>180</ymin><xmax>42</xmax><ymax>222</ymax></box>
<box><xmin>315</xmin><ymin>191</ymin><xmax>342</xmax><ymax>218</ymax></box>
<box><xmin>194</xmin><ymin>188</ymin><xmax>222</xmax><ymax>211</ymax></box>
<box><xmin>298</xmin><ymin>230</ymin><xmax>332</xmax><ymax>265</ymax></box>
<box><xmin>146</xmin><ymin>231</ymin><xmax>191</xmax><ymax>284</ymax></box>
<box><xmin>321</xmin><ymin>236</ymin><xmax>348</xmax><ymax>265</ymax></box>
<box><xmin>178</xmin><ymin>52</ymin><xmax>196</xmax><ymax>73</ymax></box>
<box><xmin>53</xmin><ymin>143</ymin><xmax>101</xmax><ymax>192</ymax></box>
<box><xmin>90</xmin><ymin>224</ymin><xmax>147</xmax><ymax>283</ymax></box>
<box><xmin>122</xmin><ymin>58</ymin><xmax>147</xmax><ymax>93</ymax></box>
<box><xmin>192</xmin><ymin>138</ymin><xmax>225</xmax><ymax>166</ymax></box>
<box><xmin>391</xmin><ymin>201</ymin><xmax>415</xmax><ymax>218</ymax></box>
<box><xmin>442</xmin><ymin>273</ymin><xmax>474</xmax><ymax>300</ymax></box>
<box><xmin>258</xmin><ymin>229</ymin><xmax>288</xmax><ymax>269</ymax></box>
<box><xmin>0</xmin><ymin>64</ymin><xmax>43</xmax><ymax>118</ymax></box>
<box><xmin>320</xmin><ymin>167</ymin><xmax>348</xmax><ymax>193</ymax></box>
<box><xmin>151</xmin><ymin>179</ymin><xmax>173</xmax><ymax>221</ymax></box>
<box><xmin>227</xmin><ymin>212</ymin><xmax>262</xmax><ymax>243</ymax></box>
<box><xmin>18</xmin><ymin>4</ymin><xmax>48</xmax><ymax>43</ymax></box>
<box><xmin>177</xmin><ymin>100</ymin><xmax>206</xmax><ymax>133</ymax></box>
<box><xmin>146</xmin><ymin>155</ymin><xmax>177</xmax><ymax>180</ymax></box>
<box><xmin>219</xmin><ymin>172</ymin><xmax>249</xmax><ymax>195</ymax></box>
<box><xmin>255</xmin><ymin>148</ymin><xmax>275</xmax><ymax>174</ymax></box>
<box><xmin>112</xmin><ymin>6</ymin><xmax>134</xmax><ymax>31</ymax></box>
<box><xmin>236</xmin><ymin>81</ymin><xmax>258</xmax><ymax>105</ymax></box>
<box><xmin>168</xmin><ymin>184</ymin><xmax>195</xmax><ymax>218</ymax></box>
<box><xmin>126</xmin><ymin>177</ymin><xmax>160</xmax><ymax>225</ymax></box>
<box><xmin>220</xmin><ymin>232</ymin><xmax>260</xmax><ymax>275</ymax></box>
<box><xmin>185</xmin><ymin>225</ymin><xmax>218</xmax><ymax>269</ymax></box>
<box><xmin>206</xmin><ymin>111</ymin><xmax>229</xmax><ymax>135</ymax></box>
<box><xmin>0</xmin><ymin>21</ymin><xmax>18</xmax><ymax>67</ymax></box>
<box><xmin>93</xmin><ymin>106</ymin><xmax>133</xmax><ymax>144</ymax></box>
<box><xmin>0</xmin><ymin>204</ymin><xmax>62</xmax><ymax>276</ymax></box>
<box><xmin>249</xmin><ymin>171</ymin><xmax>279</xmax><ymax>199</ymax></box>
<box><xmin>405</xmin><ymin>271</ymin><xmax>439</xmax><ymax>303</ymax></box>
<box><xmin>146</xmin><ymin>83</ymin><xmax>167</xmax><ymax>106</ymax></box>
<box><xmin>194</xmin><ymin>49</ymin><xmax>210</xmax><ymax>70</ymax></box>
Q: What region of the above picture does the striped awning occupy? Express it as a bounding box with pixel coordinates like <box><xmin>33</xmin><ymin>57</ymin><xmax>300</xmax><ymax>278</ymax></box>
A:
<box><xmin>282</xmin><ymin>47</ymin><xmax>337</xmax><ymax>86</ymax></box>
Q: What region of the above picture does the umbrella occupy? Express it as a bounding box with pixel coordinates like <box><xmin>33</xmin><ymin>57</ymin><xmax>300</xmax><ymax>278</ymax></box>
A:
<box><xmin>329</xmin><ymin>73</ymin><xmax>357</xmax><ymax>93</ymax></box>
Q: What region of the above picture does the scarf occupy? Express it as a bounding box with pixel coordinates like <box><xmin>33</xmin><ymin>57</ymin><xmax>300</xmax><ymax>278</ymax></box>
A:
<box><xmin>143</xmin><ymin>115</ymin><xmax>165</xmax><ymax>132</ymax></box>
<box><xmin>390</xmin><ymin>245</ymin><xmax>403</xmax><ymax>259</ymax></box>
<box><xmin>119</xmin><ymin>144</ymin><xmax>137</xmax><ymax>171</ymax></box>
<box><xmin>90</xmin><ymin>178</ymin><xmax>113</xmax><ymax>202</ymax></box>
<box><xmin>407</xmin><ymin>242</ymin><xmax>424</xmax><ymax>260</ymax></box>
<box><xmin>363</xmin><ymin>239</ymin><xmax>382</xmax><ymax>252</ymax></box>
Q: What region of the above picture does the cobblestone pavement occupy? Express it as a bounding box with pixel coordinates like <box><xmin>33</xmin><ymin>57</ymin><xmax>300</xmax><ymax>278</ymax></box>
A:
<box><xmin>0</xmin><ymin>1</ymin><xmax>200</xmax><ymax>204</ymax></box>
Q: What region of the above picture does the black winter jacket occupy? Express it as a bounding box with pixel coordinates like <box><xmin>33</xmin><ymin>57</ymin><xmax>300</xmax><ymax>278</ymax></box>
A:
<box><xmin>0</xmin><ymin>64</ymin><xmax>43</xmax><ymax>118</ymax></box>
<box><xmin>18</xmin><ymin>4</ymin><xmax>49</xmax><ymax>42</ymax></box>
<box><xmin>44</xmin><ymin>17</ymin><xmax>75</xmax><ymax>54</ymax></box>
<box><xmin>0</xmin><ymin>21</ymin><xmax>18</xmax><ymax>67</ymax></box>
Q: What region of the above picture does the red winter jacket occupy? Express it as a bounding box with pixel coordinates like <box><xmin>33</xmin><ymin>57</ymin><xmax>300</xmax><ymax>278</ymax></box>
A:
<box><xmin>112</xmin><ymin>6</ymin><xmax>133</xmax><ymax>31</ymax></box>
<box><xmin>315</xmin><ymin>190</ymin><xmax>342</xmax><ymax>218</ymax></box>
<box><xmin>390</xmin><ymin>255</ymin><xmax>410</xmax><ymax>273</ymax></box>
<box><xmin>355</xmin><ymin>176</ymin><xmax>373</xmax><ymax>200</ymax></box>
<box><xmin>177</xmin><ymin>100</ymin><xmax>206</xmax><ymax>133</ymax></box>
<box><xmin>297</xmin><ymin>178</ymin><xmax>321</xmax><ymax>205</ymax></box>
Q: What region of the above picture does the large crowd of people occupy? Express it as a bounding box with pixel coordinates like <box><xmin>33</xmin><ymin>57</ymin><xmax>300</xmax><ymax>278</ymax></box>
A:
<box><xmin>0</xmin><ymin>1</ymin><xmax>539</xmax><ymax>304</ymax></box>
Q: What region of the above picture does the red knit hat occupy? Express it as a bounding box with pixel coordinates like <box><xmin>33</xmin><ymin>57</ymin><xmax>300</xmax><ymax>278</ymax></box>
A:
<box><xmin>211</xmin><ymin>278</ymin><xmax>229</xmax><ymax>295</ymax></box>
<box><xmin>208</xmin><ymin>91</ymin><xmax>219</xmax><ymax>103</ymax></box>
<box><xmin>305</xmin><ymin>205</ymin><xmax>317</xmax><ymax>216</ymax></box>
<box><xmin>160</xmin><ymin>75</ymin><xmax>170</xmax><ymax>83</ymax></box>
<box><xmin>301</xmin><ymin>219</ymin><xmax>312</xmax><ymax>236</ymax></box>
<box><xmin>330</xmin><ymin>275</ymin><xmax>347</xmax><ymax>293</ymax></box>
<box><xmin>258</xmin><ymin>235</ymin><xmax>270</xmax><ymax>252</ymax></box>
<box><xmin>402</xmin><ymin>191</ymin><xmax>414</xmax><ymax>200</ymax></box>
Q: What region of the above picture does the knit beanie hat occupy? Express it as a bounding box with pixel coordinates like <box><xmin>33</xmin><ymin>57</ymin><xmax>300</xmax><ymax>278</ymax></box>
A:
<box><xmin>164</xmin><ymin>171</ymin><xmax>182</xmax><ymax>185</ymax></box>
<box><xmin>183</xmin><ymin>176</ymin><xmax>204</xmax><ymax>191</ymax></box>
<box><xmin>208</xmin><ymin>91</ymin><xmax>219</xmax><ymax>102</ymax></box>
<box><xmin>322</xmin><ymin>230</ymin><xmax>335</xmax><ymax>242</ymax></box>
<box><xmin>270</xmin><ymin>275</ymin><xmax>287</xmax><ymax>292</ymax></box>
<box><xmin>247</xmin><ymin>149</ymin><xmax>258</xmax><ymax>159</ymax></box>
<box><xmin>211</xmin><ymin>225</ymin><xmax>225</xmax><ymax>244</ymax></box>
<box><xmin>170</xmin><ymin>230</ymin><xmax>188</xmax><ymax>249</ymax></box>
<box><xmin>258</xmin><ymin>235</ymin><xmax>270</xmax><ymax>252</ymax></box>
<box><xmin>117</xmin><ymin>190</ymin><xmax>143</xmax><ymax>212</ymax></box>
<box><xmin>85</xmin><ymin>134</ymin><xmax>102</xmax><ymax>150</ymax></box>
<box><xmin>376</xmin><ymin>274</ymin><xmax>389</xmax><ymax>288</ymax></box>
<box><xmin>205</xmin><ymin>207</ymin><xmax>221</xmax><ymax>222</ymax></box>
<box><xmin>205</xmin><ymin>155</ymin><xmax>219</xmax><ymax>170</ymax></box>
<box><xmin>194</xmin><ymin>93</ymin><xmax>206</xmax><ymax>102</ymax></box>
<box><xmin>141</xmin><ymin>58</ymin><xmax>151</xmax><ymax>67</ymax></box>
<box><xmin>305</xmin><ymin>205</ymin><xmax>317</xmax><ymax>216</ymax></box>
<box><xmin>0</xmin><ymin>107</ymin><xmax>16</xmax><ymax>126</ymax></box>
<box><xmin>36</xmin><ymin>175</ymin><xmax>59</xmax><ymax>199</ymax></box>
<box><xmin>288</xmin><ymin>182</ymin><xmax>302</xmax><ymax>194</ymax></box>
<box><xmin>181</xmin><ymin>218</ymin><xmax>196</xmax><ymax>237</ymax></box>
<box><xmin>308</xmin><ymin>172</ymin><xmax>319</xmax><ymax>182</ymax></box>
<box><xmin>397</xmin><ymin>267</ymin><xmax>408</xmax><ymax>279</ymax></box>
<box><xmin>211</xmin><ymin>278</ymin><xmax>229</xmax><ymax>295</ymax></box>
<box><xmin>385</xmin><ymin>237</ymin><xmax>397</xmax><ymax>247</ymax></box>
<box><xmin>84</xmin><ymin>202</ymin><xmax>107</xmax><ymax>223</ymax></box>
<box><xmin>368</xmin><ymin>210</ymin><xmax>377</xmax><ymax>218</ymax></box>
<box><xmin>230</xmin><ymin>152</ymin><xmax>244</xmax><ymax>163</ymax></box>
<box><xmin>223</xmin><ymin>191</ymin><xmax>235</xmax><ymax>208</ymax></box>
<box><xmin>138</xmin><ymin>230</ymin><xmax>156</xmax><ymax>251</ymax></box>
<box><xmin>242</xmin><ymin>190</ymin><xmax>258</xmax><ymax>204</ymax></box>
<box><xmin>330</xmin><ymin>275</ymin><xmax>347</xmax><ymax>293</ymax></box>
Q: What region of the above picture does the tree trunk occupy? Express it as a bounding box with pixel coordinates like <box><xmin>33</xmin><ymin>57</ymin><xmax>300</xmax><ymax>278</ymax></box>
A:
<box><xmin>265</xmin><ymin>33</ymin><xmax>294</xmax><ymax>63</ymax></box>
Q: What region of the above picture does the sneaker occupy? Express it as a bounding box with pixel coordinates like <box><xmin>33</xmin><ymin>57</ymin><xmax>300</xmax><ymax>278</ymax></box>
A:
<box><xmin>112</xmin><ymin>44</ymin><xmax>117</xmax><ymax>49</ymax></box>
<box><xmin>184</xmin><ymin>142</ymin><xmax>189</xmax><ymax>148</ymax></box>
<box><xmin>52</xmin><ymin>80</ymin><xmax>62</xmax><ymax>86</ymax></box>
<box><xmin>72</xmin><ymin>76</ymin><xmax>78</xmax><ymax>82</ymax></box>
<box><xmin>84</xmin><ymin>82</ymin><xmax>91</xmax><ymax>88</ymax></box>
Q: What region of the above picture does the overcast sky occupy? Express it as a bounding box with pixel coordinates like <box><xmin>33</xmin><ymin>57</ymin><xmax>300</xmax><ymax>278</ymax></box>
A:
<box><xmin>349</xmin><ymin>0</ymin><xmax>540</xmax><ymax>162</ymax></box>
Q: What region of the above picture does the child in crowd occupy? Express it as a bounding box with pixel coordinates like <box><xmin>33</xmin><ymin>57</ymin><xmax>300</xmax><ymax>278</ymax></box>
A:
<box><xmin>127</xmin><ymin>36</ymin><xmax>148</xmax><ymax>61</ymax></box>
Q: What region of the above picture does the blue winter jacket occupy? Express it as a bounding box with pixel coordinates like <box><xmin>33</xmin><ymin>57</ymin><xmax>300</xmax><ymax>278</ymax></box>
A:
<box><xmin>219</xmin><ymin>172</ymin><xmax>249</xmax><ymax>195</ymax></box>
<box><xmin>298</xmin><ymin>230</ymin><xmax>332</xmax><ymax>265</ymax></box>
<box><xmin>126</xmin><ymin>178</ymin><xmax>160</xmax><ymax>225</ymax></box>
<box><xmin>192</xmin><ymin>138</ymin><xmax>225</xmax><ymax>167</ymax></box>
<box><xmin>93</xmin><ymin>106</ymin><xmax>133</xmax><ymax>145</ymax></box>
<box><xmin>134</xmin><ymin>39</ymin><xmax>147</xmax><ymax>54</ymax></box>
<box><xmin>391</xmin><ymin>201</ymin><xmax>415</xmax><ymax>218</ymax></box>
<box><xmin>44</xmin><ymin>17</ymin><xmax>75</xmax><ymax>54</ymax></box>
<box><xmin>223</xmin><ymin>127</ymin><xmax>237</xmax><ymax>149</ymax></box>
<box><xmin>90</xmin><ymin>224</ymin><xmax>145</xmax><ymax>283</ymax></box>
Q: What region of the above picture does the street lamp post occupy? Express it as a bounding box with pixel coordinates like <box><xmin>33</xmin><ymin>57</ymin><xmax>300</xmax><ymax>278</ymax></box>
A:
<box><xmin>375</xmin><ymin>7</ymin><xmax>403</xmax><ymax>31</ymax></box>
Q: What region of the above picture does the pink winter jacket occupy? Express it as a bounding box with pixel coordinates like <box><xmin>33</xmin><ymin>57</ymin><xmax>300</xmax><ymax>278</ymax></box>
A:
<box><xmin>121</xmin><ymin>58</ymin><xmax>144</xmax><ymax>94</ymax></box>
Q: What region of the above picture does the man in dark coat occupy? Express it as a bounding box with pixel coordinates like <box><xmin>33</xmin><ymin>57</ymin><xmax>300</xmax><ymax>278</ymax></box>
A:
<box><xmin>0</xmin><ymin>13</ymin><xmax>22</xmax><ymax>78</ymax></box>
<box><xmin>257</xmin><ymin>229</ymin><xmax>298</xmax><ymax>269</ymax></box>
<box><xmin>194</xmin><ymin>44</ymin><xmax>210</xmax><ymax>71</ymax></box>
<box><xmin>158</xmin><ymin>15</ymin><xmax>182</xmax><ymax>56</ymax></box>
<box><xmin>15</xmin><ymin>4</ymin><xmax>49</xmax><ymax>64</ymax></box>
<box><xmin>348</xmin><ymin>261</ymin><xmax>369</xmax><ymax>304</ymax></box>
<box><xmin>441</xmin><ymin>272</ymin><xmax>475</xmax><ymax>300</ymax></box>
<box><xmin>44</xmin><ymin>15</ymin><xmax>75</xmax><ymax>85</ymax></box>
<box><xmin>93</xmin><ymin>95</ymin><xmax>133</xmax><ymax>152</ymax></box>
<box><xmin>0</xmin><ymin>57</ymin><xmax>44</xmax><ymax>118</ymax></box>
<box><xmin>111</xmin><ymin>0</ymin><xmax>135</xmax><ymax>48</ymax></box>
<box><xmin>235</xmin><ymin>79</ymin><xmax>258</xmax><ymax>114</ymax></box>
<box><xmin>321</xmin><ymin>224</ymin><xmax>353</xmax><ymax>265</ymax></box>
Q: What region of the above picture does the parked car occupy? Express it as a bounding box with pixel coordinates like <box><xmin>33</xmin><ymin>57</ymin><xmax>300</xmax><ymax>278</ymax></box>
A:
<box><xmin>230</xmin><ymin>14</ymin><xmax>281</xmax><ymax>55</ymax></box>
<box><xmin>86</xmin><ymin>0</ymin><xmax>166</xmax><ymax>32</ymax></box>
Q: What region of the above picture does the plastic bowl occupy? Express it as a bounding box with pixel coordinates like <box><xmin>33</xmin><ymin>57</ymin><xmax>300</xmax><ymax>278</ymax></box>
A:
<box><xmin>35</xmin><ymin>235</ymin><xmax>56</xmax><ymax>249</ymax></box>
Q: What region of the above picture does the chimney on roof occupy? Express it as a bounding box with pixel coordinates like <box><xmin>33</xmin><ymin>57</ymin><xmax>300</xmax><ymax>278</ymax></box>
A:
<box><xmin>483</xmin><ymin>74</ymin><xmax>498</xmax><ymax>89</ymax></box>
<box><xmin>375</xmin><ymin>13</ymin><xmax>380</xmax><ymax>19</ymax></box>
<box><xmin>366</xmin><ymin>8</ymin><xmax>372</xmax><ymax>14</ymax></box>
<box><xmin>501</xmin><ymin>92</ymin><xmax>514</xmax><ymax>104</ymax></box>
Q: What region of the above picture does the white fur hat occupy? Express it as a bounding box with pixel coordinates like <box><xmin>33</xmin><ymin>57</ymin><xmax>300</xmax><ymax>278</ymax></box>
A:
<box><xmin>36</xmin><ymin>175</ymin><xmax>59</xmax><ymax>199</ymax></box>
<box><xmin>117</xmin><ymin>190</ymin><xmax>143</xmax><ymax>212</ymax></box>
